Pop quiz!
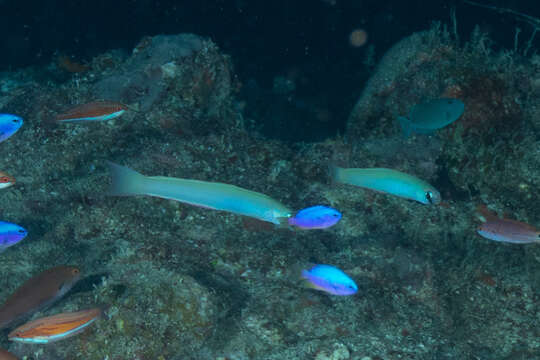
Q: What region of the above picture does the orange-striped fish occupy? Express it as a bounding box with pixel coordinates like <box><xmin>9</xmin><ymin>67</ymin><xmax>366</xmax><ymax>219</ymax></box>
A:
<box><xmin>0</xmin><ymin>171</ymin><xmax>15</xmax><ymax>189</ymax></box>
<box><xmin>55</xmin><ymin>101</ymin><xmax>127</xmax><ymax>122</ymax></box>
<box><xmin>476</xmin><ymin>204</ymin><xmax>540</xmax><ymax>244</ymax></box>
<box><xmin>0</xmin><ymin>348</ymin><xmax>18</xmax><ymax>360</ymax></box>
<box><xmin>8</xmin><ymin>308</ymin><xmax>102</xmax><ymax>344</ymax></box>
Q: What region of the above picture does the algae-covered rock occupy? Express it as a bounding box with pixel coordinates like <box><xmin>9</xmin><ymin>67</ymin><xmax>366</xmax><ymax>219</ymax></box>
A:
<box><xmin>93</xmin><ymin>33</ymin><xmax>237</xmax><ymax>136</ymax></box>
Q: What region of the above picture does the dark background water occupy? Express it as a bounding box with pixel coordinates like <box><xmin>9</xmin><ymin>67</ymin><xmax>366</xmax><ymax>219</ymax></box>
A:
<box><xmin>1</xmin><ymin>0</ymin><xmax>539</xmax><ymax>141</ymax></box>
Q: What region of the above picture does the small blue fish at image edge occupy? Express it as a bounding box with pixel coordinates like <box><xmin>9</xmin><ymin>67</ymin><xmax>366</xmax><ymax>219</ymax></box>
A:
<box><xmin>288</xmin><ymin>205</ymin><xmax>342</xmax><ymax>229</ymax></box>
<box><xmin>0</xmin><ymin>114</ymin><xmax>23</xmax><ymax>143</ymax></box>
<box><xmin>0</xmin><ymin>221</ymin><xmax>28</xmax><ymax>253</ymax></box>
<box><xmin>301</xmin><ymin>264</ymin><xmax>357</xmax><ymax>296</ymax></box>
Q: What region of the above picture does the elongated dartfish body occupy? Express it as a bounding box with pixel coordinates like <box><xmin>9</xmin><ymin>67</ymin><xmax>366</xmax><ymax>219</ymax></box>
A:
<box><xmin>332</xmin><ymin>166</ymin><xmax>440</xmax><ymax>205</ymax></box>
<box><xmin>107</xmin><ymin>162</ymin><xmax>292</xmax><ymax>224</ymax></box>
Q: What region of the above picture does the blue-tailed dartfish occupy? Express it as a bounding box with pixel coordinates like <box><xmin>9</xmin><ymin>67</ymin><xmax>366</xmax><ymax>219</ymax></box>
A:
<box><xmin>0</xmin><ymin>114</ymin><xmax>23</xmax><ymax>143</ymax></box>
<box><xmin>8</xmin><ymin>308</ymin><xmax>102</xmax><ymax>344</ymax></box>
<box><xmin>288</xmin><ymin>205</ymin><xmax>342</xmax><ymax>229</ymax></box>
<box><xmin>300</xmin><ymin>264</ymin><xmax>357</xmax><ymax>296</ymax></box>
<box><xmin>55</xmin><ymin>101</ymin><xmax>127</xmax><ymax>122</ymax></box>
<box><xmin>107</xmin><ymin>161</ymin><xmax>292</xmax><ymax>225</ymax></box>
<box><xmin>332</xmin><ymin>166</ymin><xmax>441</xmax><ymax>205</ymax></box>
<box><xmin>0</xmin><ymin>221</ymin><xmax>27</xmax><ymax>253</ymax></box>
<box><xmin>398</xmin><ymin>98</ymin><xmax>464</xmax><ymax>137</ymax></box>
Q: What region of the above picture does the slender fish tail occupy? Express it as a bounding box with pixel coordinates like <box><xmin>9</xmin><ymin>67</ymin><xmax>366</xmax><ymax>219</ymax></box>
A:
<box><xmin>397</xmin><ymin>116</ymin><xmax>413</xmax><ymax>138</ymax></box>
<box><xmin>107</xmin><ymin>161</ymin><xmax>147</xmax><ymax>196</ymax></box>
<box><xmin>329</xmin><ymin>165</ymin><xmax>344</xmax><ymax>183</ymax></box>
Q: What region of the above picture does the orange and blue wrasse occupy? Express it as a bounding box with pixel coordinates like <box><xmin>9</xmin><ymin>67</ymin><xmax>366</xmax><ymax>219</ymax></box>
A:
<box><xmin>478</xmin><ymin>218</ymin><xmax>540</xmax><ymax>244</ymax></box>
<box><xmin>55</xmin><ymin>101</ymin><xmax>127</xmax><ymax>122</ymax></box>
<box><xmin>0</xmin><ymin>171</ymin><xmax>15</xmax><ymax>189</ymax></box>
<box><xmin>0</xmin><ymin>266</ymin><xmax>81</xmax><ymax>329</ymax></box>
<box><xmin>476</xmin><ymin>204</ymin><xmax>540</xmax><ymax>244</ymax></box>
<box><xmin>8</xmin><ymin>308</ymin><xmax>102</xmax><ymax>344</ymax></box>
<box><xmin>0</xmin><ymin>348</ymin><xmax>18</xmax><ymax>360</ymax></box>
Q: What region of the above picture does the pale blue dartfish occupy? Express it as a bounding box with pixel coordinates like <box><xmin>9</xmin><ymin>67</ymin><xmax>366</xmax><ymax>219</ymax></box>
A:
<box><xmin>332</xmin><ymin>166</ymin><xmax>441</xmax><ymax>205</ymax></box>
<box><xmin>107</xmin><ymin>162</ymin><xmax>292</xmax><ymax>224</ymax></box>
<box><xmin>398</xmin><ymin>98</ymin><xmax>464</xmax><ymax>137</ymax></box>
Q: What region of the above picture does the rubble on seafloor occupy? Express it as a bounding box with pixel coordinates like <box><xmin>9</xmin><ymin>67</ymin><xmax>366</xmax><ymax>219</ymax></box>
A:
<box><xmin>0</xmin><ymin>26</ymin><xmax>538</xmax><ymax>359</ymax></box>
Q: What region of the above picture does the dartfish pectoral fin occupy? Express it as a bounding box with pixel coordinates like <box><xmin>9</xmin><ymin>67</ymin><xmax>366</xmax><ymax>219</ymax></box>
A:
<box><xmin>398</xmin><ymin>116</ymin><xmax>413</xmax><ymax>138</ymax></box>
<box><xmin>278</xmin><ymin>216</ymin><xmax>293</xmax><ymax>228</ymax></box>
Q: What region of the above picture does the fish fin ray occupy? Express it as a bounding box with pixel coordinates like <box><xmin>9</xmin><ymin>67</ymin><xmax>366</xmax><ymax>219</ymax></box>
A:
<box><xmin>106</xmin><ymin>161</ymin><xmax>146</xmax><ymax>196</ymax></box>
<box><xmin>398</xmin><ymin>116</ymin><xmax>413</xmax><ymax>138</ymax></box>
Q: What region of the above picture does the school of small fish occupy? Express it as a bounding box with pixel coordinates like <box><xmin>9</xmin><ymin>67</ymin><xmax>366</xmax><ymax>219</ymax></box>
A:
<box><xmin>0</xmin><ymin>94</ymin><xmax>537</xmax><ymax>358</ymax></box>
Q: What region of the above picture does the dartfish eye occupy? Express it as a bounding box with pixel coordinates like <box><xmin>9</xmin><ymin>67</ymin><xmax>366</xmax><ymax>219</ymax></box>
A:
<box><xmin>425</xmin><ymin>191</ymin><xmax>434</xmax><ymax>204</ymax></box>
<box><xmin>18</xmin><ymin>229</ymin><xmax>25</xmax><ymax>233</ymax></box>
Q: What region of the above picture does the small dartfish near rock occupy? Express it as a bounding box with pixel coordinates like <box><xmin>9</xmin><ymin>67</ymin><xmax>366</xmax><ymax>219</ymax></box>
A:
<box><xmin>55</xmin><ymin>100</ymin><xmax>127</xmax><ymax>122</ymax></box>
<box><xmin>288</xmin><ymin>205</ymin><xmax>342</xmax><ymax>229</ymax></box>
<box><xmin>0</xmin><ymin>114</ymin><xmax>23</xmax><ymax>143</ymax></box>
<box><xmin>8</xmin><ymin>308</ymin><xmax>102</xmax><ymax>344</ymax></box>
<box><xmin>301</xmin><ymin>264</ymin><xmax>357</xmax><ymax>296</ymax></box>
<box><xmin>0</xmin><ymin>171</ymin><xmax>15</xmax><ymax>189</ymax></box>
<box><xmin>0</xmin><ymin>221</ymin><xmax>27</xmax><ymax>253</ymax></box>
<box><xmin>398</xmin><ymin>98</ymin><xmax>464</xmax><ymax>137</ymax></box>
<box><xmin>0</xmin><ymin>266</ymin><xmax>81</xmax><ymax>330</ymax></box>
<box><xmin>332</xmin><ymin>166</ymin><xmax>441</xmax><ymax>205</ymax></box>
